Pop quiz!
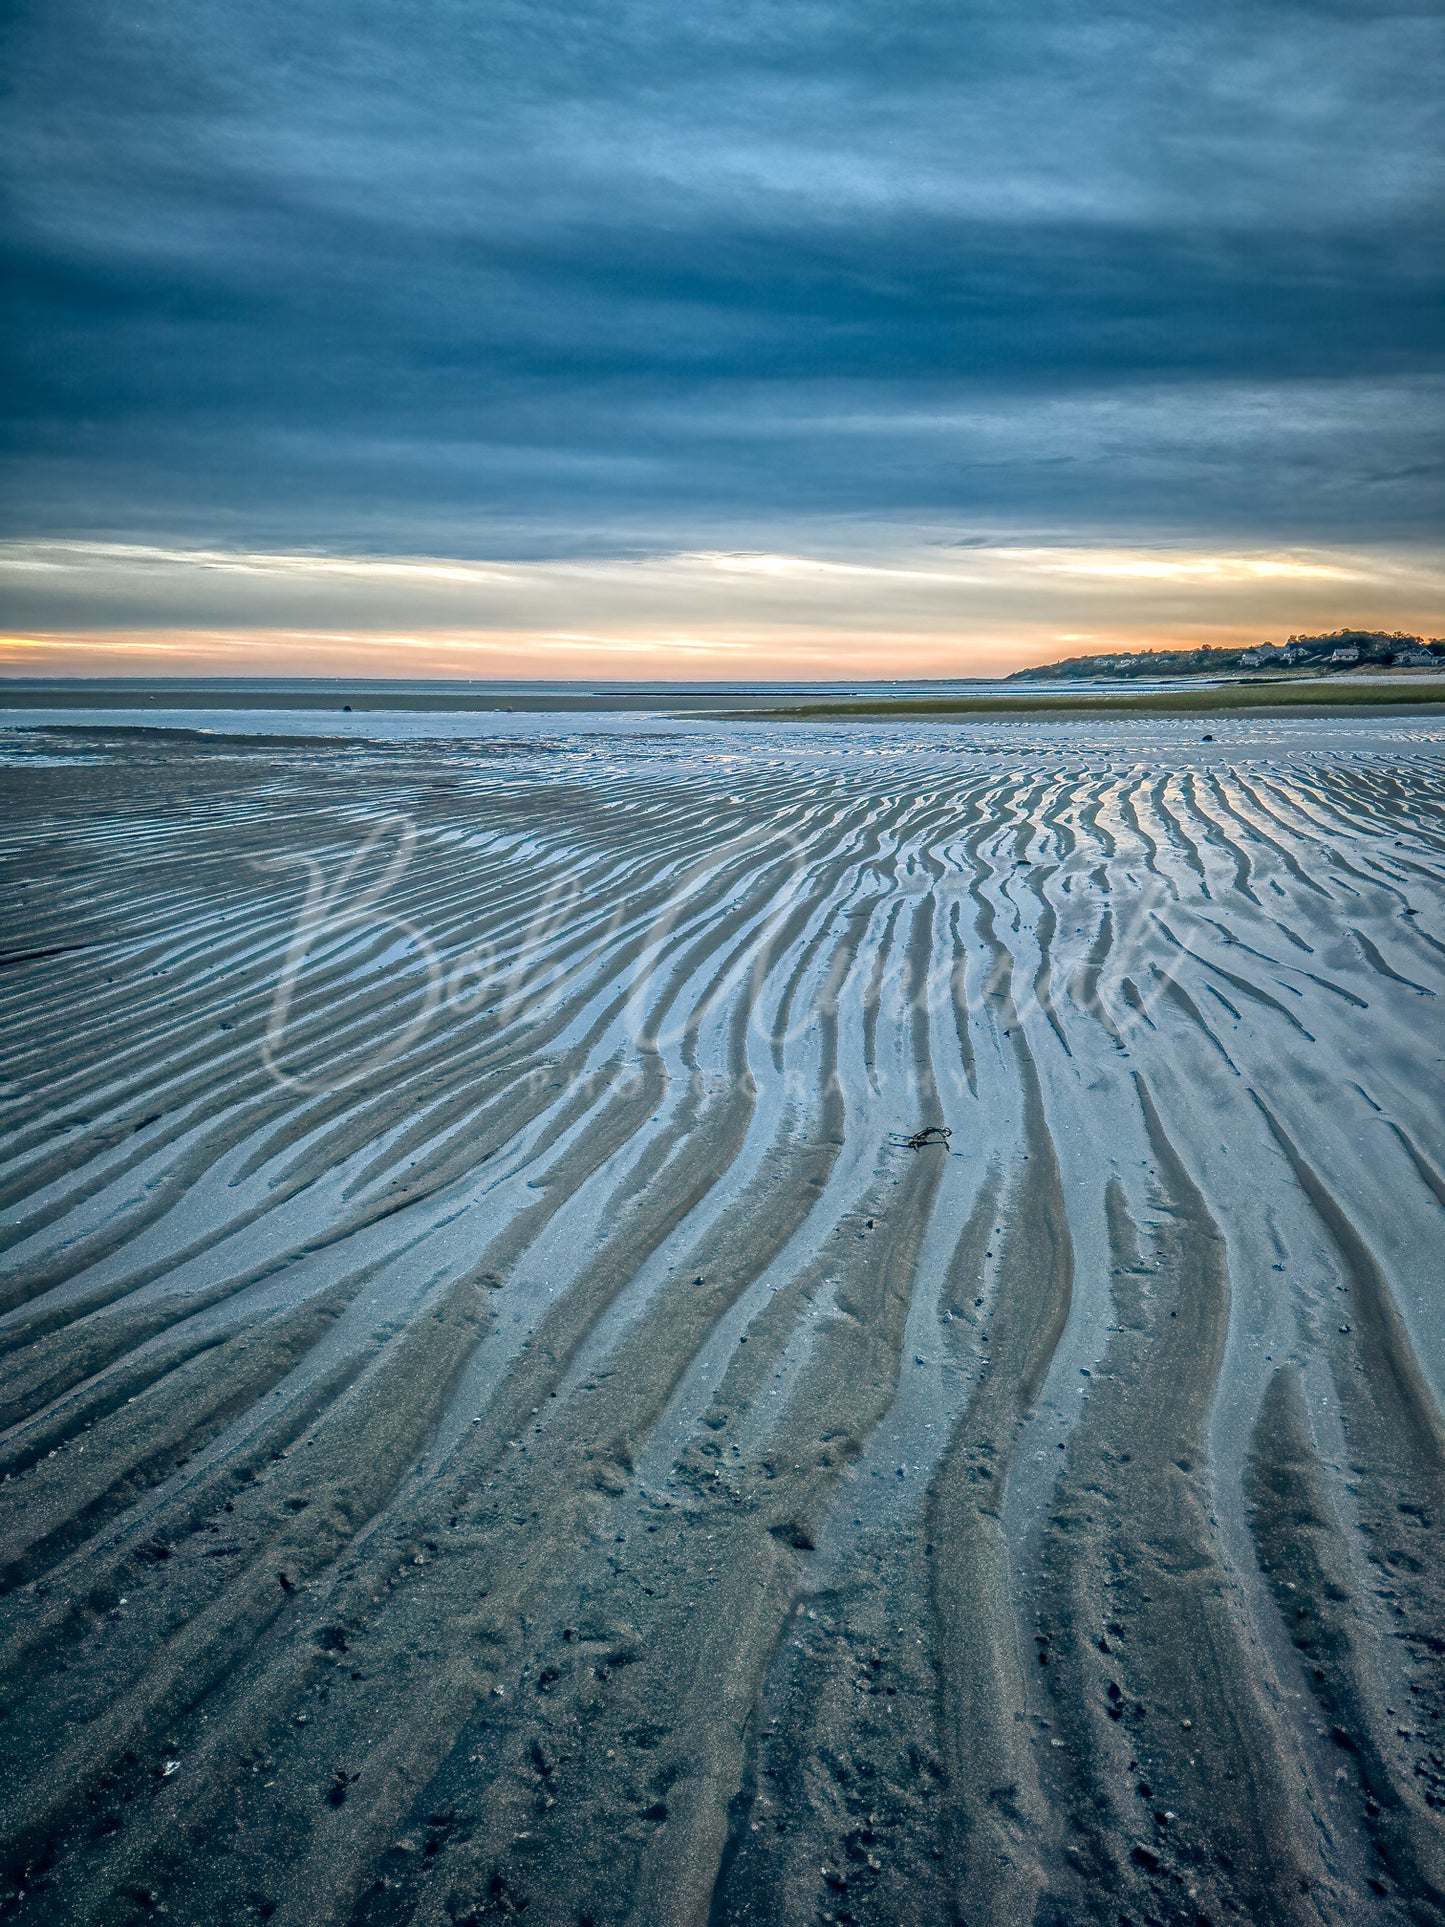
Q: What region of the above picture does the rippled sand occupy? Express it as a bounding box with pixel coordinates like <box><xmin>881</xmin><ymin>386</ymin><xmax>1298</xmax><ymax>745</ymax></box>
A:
<box><xmin>2</xmin><ymin>715</ymin><xmax>1443</xmax><ymax>1926</ymax></box>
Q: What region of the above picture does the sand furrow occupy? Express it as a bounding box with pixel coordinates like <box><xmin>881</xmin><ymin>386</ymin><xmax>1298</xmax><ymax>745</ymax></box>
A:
<box><xmin>1</xmin><ymin>722</ymin><xmax>1442</xmax><ymax>1926</ymax></box>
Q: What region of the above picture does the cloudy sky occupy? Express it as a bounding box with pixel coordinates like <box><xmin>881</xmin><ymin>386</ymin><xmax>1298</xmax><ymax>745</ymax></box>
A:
<box><xmin>3</xmin><ymin>0</ymin><xmax>1442</xmax><ymax>676</ymax></box>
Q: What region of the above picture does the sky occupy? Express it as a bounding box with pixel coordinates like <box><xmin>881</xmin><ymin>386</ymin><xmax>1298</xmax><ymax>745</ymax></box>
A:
<box><xmin>2</xmin><ymin>0</ymin><xmax>1442</xmax><ymax>678</ymax></box>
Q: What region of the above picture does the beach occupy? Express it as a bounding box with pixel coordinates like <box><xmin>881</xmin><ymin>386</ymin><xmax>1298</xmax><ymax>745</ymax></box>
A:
<box><xmin>1</xmin><ymin>708</ymin><xmax>1442</xmax><ymax>1926</ymax></box>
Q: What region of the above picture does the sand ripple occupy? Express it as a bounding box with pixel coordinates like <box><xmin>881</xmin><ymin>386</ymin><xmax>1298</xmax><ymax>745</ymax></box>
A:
<box><xmin>1</xmin><ymin>721</ymin><xmax>1442</xmax><ymax>1925</ymax></box>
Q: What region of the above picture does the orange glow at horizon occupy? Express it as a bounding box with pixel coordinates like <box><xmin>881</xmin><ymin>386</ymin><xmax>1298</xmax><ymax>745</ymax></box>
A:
<box><xmin>0</xmin><ymin>622</ymin><xmax>1333</xmax><ymax>681</ymax></box>
<box><xmin>1</xmin><ymin>539</ymin><xmax>1438</xmax><ymax>680</ymax></box>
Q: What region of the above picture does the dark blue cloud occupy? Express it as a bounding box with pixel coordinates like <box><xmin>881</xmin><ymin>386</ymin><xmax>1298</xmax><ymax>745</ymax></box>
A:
<box><xmin>3</xmin><ymin>0</ymin><xmax>1442</xmax><ymax>553</ymax></box>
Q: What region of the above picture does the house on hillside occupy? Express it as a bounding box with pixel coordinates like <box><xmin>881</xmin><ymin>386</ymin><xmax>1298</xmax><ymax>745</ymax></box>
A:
<box><xmin>1331</xmin><ymin>647</ymin><xmax>1360</xmax><ymax>664</ymax></box>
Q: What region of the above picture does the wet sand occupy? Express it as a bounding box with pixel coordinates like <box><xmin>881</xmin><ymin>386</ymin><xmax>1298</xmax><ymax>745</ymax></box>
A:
<box><xmin>1</xmin><ymin>714</ymin><xmax>1443</xmax><ymax>1926</ymax></box>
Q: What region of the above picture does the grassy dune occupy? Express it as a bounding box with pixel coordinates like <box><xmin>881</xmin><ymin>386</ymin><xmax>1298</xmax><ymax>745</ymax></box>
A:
<box><xmin>725</xmin><ymin>676</ymin><xmax>1445</xmax><ymax>719</ymax></box>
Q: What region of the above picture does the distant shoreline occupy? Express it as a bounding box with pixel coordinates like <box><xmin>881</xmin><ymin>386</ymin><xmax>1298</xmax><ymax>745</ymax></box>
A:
<box><xmin>0</xmin><ymin>677</ymin><xmax>1024</xmax><ymax>715</ymax></box>
<box><xmin>3</xmin><ymin>673</ymin><xmax>1444</xmax><ymax>723</ymax></box>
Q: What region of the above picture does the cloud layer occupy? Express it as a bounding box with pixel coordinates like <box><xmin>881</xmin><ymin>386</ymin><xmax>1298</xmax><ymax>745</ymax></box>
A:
<box><xmin>3</xmin><ymin>0</ymin><xmax>1442</xmax><ymax>664</ymax></box>
<box><xmin>3</xmin><ymin>538</ymin><xmax>1440</xmax><ymax>679</ymax></box>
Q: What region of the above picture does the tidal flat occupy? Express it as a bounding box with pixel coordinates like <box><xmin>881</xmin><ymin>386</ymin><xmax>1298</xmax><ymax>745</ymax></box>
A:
<box><xmin>1</xmin><ymin>710</ymin><xmax>1442</xmax><ymax>1926</ymax></box>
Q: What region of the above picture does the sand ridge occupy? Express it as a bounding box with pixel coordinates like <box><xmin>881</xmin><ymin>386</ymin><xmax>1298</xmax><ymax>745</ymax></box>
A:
<box><xmin>0</xmin><ymin>718</ymin><xmax>1442</xmax><ymax>1925</ymax></box>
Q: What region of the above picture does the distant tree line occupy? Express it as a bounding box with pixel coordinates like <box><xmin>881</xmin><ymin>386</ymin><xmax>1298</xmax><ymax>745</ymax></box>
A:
<box><xmin>1010</xmin><ymin>630</ymin><xmax>1443</xmax><ymax>681</ymax></box>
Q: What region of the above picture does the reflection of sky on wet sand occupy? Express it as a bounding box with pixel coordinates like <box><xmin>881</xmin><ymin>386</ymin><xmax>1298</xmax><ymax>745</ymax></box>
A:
<box><xmin>2</xmin><ymin>706</ymin><xmax>1442</xmax><ymax>775</ymax></box>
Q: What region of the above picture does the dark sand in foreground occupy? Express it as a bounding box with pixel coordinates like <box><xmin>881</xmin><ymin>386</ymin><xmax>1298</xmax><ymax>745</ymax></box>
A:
<box><xmin>1</xmin><ymin>716</ymin><xmax>1443</xmax><ymax>1926</ymax></box>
